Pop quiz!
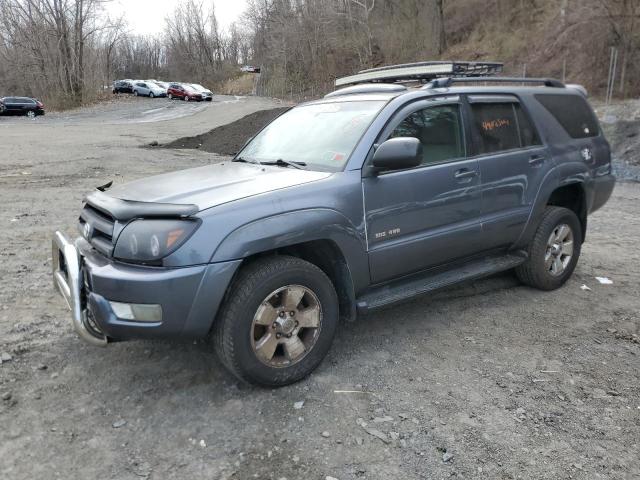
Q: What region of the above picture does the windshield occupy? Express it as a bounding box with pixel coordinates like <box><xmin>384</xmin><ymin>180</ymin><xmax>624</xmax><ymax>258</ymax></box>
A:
<box><xmin>192</xmin><ymin>84</ymin><xmax>207</xmax><ymax>91</ymax></box>
<box><xmin>238</xmin><ymin>101</ymin><xmax>385</xmax><ymax>171</ymax></box>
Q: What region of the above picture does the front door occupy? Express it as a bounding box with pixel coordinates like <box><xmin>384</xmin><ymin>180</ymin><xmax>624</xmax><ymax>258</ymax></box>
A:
<box><xmin>363</xmin><ymin>100</ymin><xmax>483</xmax><ymax>284</ymax></box>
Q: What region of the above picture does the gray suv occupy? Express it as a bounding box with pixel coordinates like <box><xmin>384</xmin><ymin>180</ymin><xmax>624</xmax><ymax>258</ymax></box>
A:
<box><xmin>52</xmin><ymin>64</ymin><xmax>615</xmax><ymax>386</ymax></box>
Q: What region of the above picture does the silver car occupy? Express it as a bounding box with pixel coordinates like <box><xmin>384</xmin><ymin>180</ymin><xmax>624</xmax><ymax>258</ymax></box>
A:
<box><xmin>189</xmin><ymin>83</ymin><xmax>213</xmax><ymax>101</ymax></box>
<box><xmin>132</xmin><ymin>81</ymin><xmax>167</xmax><ymax>98</ymax></box>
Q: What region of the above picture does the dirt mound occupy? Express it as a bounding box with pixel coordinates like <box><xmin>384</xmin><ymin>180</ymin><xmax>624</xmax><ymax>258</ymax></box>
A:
<box><xmin>163</xmin><ymin>107</ymin><xmax>289</xmax><ymax>155</ymax></box>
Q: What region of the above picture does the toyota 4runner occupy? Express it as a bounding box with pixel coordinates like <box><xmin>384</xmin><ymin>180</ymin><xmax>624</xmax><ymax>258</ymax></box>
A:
<box><xmin>52</xmin><ymin>62</ymin><xmax>615</xmax><ymax>386</ymax></box>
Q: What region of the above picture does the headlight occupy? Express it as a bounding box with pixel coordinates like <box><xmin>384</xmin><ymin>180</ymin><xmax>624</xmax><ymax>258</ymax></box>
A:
<box><xmin>114</xmin><ymin>219</ymin><xmax>200</xmax><ymax>263</ymax></box>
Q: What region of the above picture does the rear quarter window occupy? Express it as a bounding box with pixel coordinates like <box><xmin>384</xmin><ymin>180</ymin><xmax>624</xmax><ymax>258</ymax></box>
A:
<box><xmin>535</xmin><ymin>94</ymin><xmax>599</xmax><ymax>138</ymax></box>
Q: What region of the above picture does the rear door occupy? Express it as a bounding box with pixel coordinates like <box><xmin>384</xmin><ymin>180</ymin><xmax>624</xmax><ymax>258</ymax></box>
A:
<box><xmin>363</xmin><ymin>99</ymin><xmax>483</xmax><ymax>283</ymax></box>
<box><xmin>5</xmin><ymin>97</ymin><xmax>20</xmax><ymax>113</ymax></box>
<box><xmin>466</xmin><ymin>96</ymin><xmax>549</xmax><ymax>250</ymax></box>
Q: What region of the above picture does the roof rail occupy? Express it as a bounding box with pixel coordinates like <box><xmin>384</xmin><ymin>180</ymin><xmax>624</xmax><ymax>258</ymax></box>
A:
<box><xmin>335</xmin><ymin>61</ymin><xmax>503</xmax><ymax>87</ymax></box>
<box><xmin>426</xmin><ymin>76</ymin><xmax>565</xmax><ymax>89</ymax></box>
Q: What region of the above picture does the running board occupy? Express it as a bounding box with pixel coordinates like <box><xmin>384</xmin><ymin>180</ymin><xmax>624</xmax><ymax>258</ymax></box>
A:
<box><xmin>356</xmin><ymin>252</ymin><xmax>527</xmax><ymax>313</ymax></box>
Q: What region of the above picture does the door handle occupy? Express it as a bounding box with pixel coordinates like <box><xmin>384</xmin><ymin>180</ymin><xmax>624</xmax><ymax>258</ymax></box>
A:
<box><xmin>454</xmin><ymin>169</ymin><xmax>478</xmax><ymax>180</ymax></box>
<box><xmin>529</xmin><ymin>154</ymin><xmax>546</xmax><ymax>165</ymax></box>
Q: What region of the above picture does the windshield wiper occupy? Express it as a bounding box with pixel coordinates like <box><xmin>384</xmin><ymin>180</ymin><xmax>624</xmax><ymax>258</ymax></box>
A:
<box><xmin>234</xmin><ymin>156</ymin><xmax>259</xmax><ymax>165</ymax></box>
<box><xmin>259</xmin><ymin>159</ymin><xmax>307</xmax><ymax>170</ymax></box>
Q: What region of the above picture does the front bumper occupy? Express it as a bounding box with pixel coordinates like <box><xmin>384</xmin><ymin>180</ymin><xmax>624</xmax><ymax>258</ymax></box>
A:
<box><xmin>52</xmin><ymin>232</ymin><xmax>241</xmax><ymax>345</ymax></box>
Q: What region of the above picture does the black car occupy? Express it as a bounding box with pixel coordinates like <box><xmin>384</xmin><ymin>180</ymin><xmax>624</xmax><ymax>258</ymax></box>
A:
<box><xmin>0</xmin><ymin>97</ymin><xmax>45</xmax><ymax>117</ymax></box>
<box><xmin>112</xmin><ymin>80</ymin><xmax>134</xmax><ymax>94</ymax></box>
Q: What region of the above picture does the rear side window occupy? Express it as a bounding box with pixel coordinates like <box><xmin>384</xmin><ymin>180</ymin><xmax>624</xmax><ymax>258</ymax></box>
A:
<box><xmin>535</xmin><ymin>94</ymin><xmax>599</xmax><ymax>138</ymax></box>
<box><xmin>471</xmin><ymin>103</ymin><xmax>520</xmax><ymax>154</ymax></box>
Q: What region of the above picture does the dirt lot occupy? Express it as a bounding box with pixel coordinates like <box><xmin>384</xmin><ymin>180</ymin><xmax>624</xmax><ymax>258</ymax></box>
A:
<box><xmin>1</xmin><ymin>95</ymin><xmax>639</xmax><ymax>480</ymax></box>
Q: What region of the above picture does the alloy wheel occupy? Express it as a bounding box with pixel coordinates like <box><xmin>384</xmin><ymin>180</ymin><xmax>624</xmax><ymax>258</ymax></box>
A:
<box><xmin>27</xmin><ymin>110</ymin><xmax>35</xmax><ymax>119</ymax></box>
<box><xmin>545</xmin><ymin>224</ymin><xmax>574</xmax><ymax>276</ymax></box>
<box><xmin>250</xmin><ymin>285</ymin><xmax>322</xmax><ymax>368</ymax></box>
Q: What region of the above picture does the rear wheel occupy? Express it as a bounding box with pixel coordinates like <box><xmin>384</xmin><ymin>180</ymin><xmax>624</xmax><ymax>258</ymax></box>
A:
<box><xmin>149</xmin><ymin>92</ymin><xmax>154</xmax><ymax>98</ymax></box>
<box><xmin>168</xmin><ymin>93</ymin><xmax>173</xmax><ymax>100</ymax></box>
<box><xmin>516</xmin><ymin>206</ymin><xmax>582</xmax><ymax>290</ymax></box>
<box><xmin>184</xmin><ymin>95</ymin><xmax>189</xmax><ymax>102</ymax></box>
<box><xmin>134</xmin><ymin>90</ymin><xmax>139</xmax><ymax>96</ymax></box>
<box><xmin>214</xmin><ymin>256</ymin><xmax>339</xmax><ymax>386</ymax></box>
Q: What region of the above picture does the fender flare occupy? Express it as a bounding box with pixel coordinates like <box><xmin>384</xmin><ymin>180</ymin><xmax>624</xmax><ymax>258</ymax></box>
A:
<box><xmin>211</xmin><ymin>208</ymin><xmax>370</xmax><ymax>317</ymax></box>
<box><xmin>514</xmin><ymin>165</ymin><xmax>588</xmax><ymax>249</ymax></box>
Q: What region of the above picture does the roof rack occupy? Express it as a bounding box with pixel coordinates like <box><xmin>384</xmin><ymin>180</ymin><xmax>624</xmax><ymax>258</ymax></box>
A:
<box><xmin>335</xmin><ymin>61</ymin><xmax>503</xmax><ymax>87</ymax></box>
<box><xmin>426</xmin><ymin>76</ymin><xmax>565</xmax><ymax>89</ymax></box>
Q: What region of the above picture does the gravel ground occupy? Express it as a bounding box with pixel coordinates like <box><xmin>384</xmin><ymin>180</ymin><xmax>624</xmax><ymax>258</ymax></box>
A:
<box><xmin>0</xmin><ymin>95</ymin><xmax>639</xmax><ymax>480</ymax></box>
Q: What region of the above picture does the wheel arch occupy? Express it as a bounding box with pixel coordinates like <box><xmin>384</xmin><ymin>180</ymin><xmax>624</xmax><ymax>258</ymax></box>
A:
<box><xmin>545</xmin><ymin>182</ymin><xmax>587</xmax><ymax>241</ymax></box>
<box><xmin>211</xmin><ymin>209</ymin><xmax>368</xmax><ymax>323</ymax></box>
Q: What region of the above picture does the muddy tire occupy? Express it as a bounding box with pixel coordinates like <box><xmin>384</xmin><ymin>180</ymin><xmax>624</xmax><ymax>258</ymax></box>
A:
<box><xmin>214</xmin><ymin>256</ymin><xmax>339</xmax><ymax>387</ymax></box>
<box><xmin>516</xmin><ymin>206</ymin><xmax>582</xmax><ymax>291</ymax></box>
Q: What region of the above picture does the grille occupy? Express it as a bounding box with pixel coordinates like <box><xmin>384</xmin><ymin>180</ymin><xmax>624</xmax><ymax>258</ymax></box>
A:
<box><xmin>78</xmin><ymin>204</ymin><xmax>115</xmax><ymax>256</ymax></box>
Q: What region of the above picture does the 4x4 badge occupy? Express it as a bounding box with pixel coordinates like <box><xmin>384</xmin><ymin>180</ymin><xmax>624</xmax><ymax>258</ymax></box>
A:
<box><xmin>581</xmin><ymin>148</ymin><xmax>593</xmax><ymax>162</ymax></box>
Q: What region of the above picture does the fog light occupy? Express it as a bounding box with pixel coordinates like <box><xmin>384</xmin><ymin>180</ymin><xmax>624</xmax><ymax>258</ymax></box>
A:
<box><xmin>109</xmin><ymin>301</ymin><xmax>163</xmax><ymax>323</ymax></box>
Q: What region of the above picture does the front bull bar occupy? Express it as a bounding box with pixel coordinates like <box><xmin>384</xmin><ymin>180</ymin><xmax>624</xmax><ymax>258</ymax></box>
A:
<box><xmin>52</xmin><ymin>231</ymin><xmax>108</xmax><ymax>346</ymax></box>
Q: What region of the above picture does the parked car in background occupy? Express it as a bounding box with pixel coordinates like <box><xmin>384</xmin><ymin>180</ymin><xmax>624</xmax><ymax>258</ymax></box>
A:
<box><xmin>189</xmin><ymin>84</ymin><xmax>213</xmax><ymax>101</ymax></box>
<box><xmin>188</xmin><ymin>84</ymin><xmax>213</xmax><ymax>101</ymax></box>
<box><xmin>132</xmin><ymin>81</ymin><xmax>167</xmax><ymax>98</ymax></box>
<box><xmin>241</xmin><ymin>65</ymin><xmax>261</xmax><ymax>73</ymax></box>
<box><xmin>112</xmin><ymin>80</ymin><xmax>134</xmax><ymax>94</ymax></box>
<box><xmin>167</xmin><ymin>83</ymin><xmax>202</xmax><ymax>101</ymax></box>
<box><xmin>0</xmin><ymin>97</ymin><xmax>45</xmax><ymax>118</ymax></box>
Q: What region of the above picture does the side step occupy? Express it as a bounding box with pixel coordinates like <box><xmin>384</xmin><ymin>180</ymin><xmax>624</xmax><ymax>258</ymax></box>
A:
<box><xmin>356</xmin><ymin>252</ymin><xmax>527</xmax><ymax>313</ymax></box>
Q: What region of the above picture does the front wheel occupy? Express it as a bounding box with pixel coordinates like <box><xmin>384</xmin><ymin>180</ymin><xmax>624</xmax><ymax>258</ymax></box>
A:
<box><xmin>168</xmin><ymin>93</ymin><xmax>173</xmax><ymax>99</ymax></box>
<box><xmin>184</xmin><ymin>95</ymin><xmax>189</xmax><ymax>102</ymax></box>
<box><xmin>214</xmin><ymin>256</ymin><xmax>339</xmax><ymax>386</ymax></box>
<box><xmin>149</xmin><ymin>92</ymin><xmax>154</xmax><ymax>98</ymax></box>
<box><xmin>516</xmin><ymin>206</ymin><xmax>582</xmax><ymax>290</ymax></box>
<box><xmin>26</xmin><ymin>110</ymin><xmax>36</xmax><ymax>119</ymax></box>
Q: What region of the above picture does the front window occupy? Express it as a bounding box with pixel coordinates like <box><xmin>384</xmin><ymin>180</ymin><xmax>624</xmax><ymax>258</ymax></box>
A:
<box><xmin>389</xmin><ymin>104</ymin><xmax>465</xmax><ymax>166</ymax></box>
<box><xmin>238</xmin><ymin>101</ymin><xmax>385</xmax><ymax>172</ymax></box>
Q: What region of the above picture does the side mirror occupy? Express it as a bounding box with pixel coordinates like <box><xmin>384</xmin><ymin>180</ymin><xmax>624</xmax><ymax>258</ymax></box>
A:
<box><xmin>371</xmin><ymin>137</ymin><xmax>422</xmax><ymax>172</ymax></box>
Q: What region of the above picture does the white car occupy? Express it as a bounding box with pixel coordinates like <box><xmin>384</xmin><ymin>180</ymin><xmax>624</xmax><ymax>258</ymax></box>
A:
<box><xmin>132</xmin><ymin>81</ymin><xmax>167</xmax><ymax>98</ymax></box>
<box><xmin>189</xmin><ymin>84</ymin><xmax>213</xmax><ymax>102</ymax></box>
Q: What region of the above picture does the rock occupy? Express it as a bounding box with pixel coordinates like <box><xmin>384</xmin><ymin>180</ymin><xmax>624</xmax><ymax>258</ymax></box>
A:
<box><xmin>373</xmin><ymin>416</ymin><xmax>393</xmax><ymax>423</ymax></box>
<box><xmin>443</xmin><ymin>451</ymin><xmax>454</xmax><ymax>463</ymax></box>
<box><xmin>112</xmin><ymin>419</ymin><xmax>127</xmax><ymax>428</ymax></box>
<box><xmin>321</xmin><ymin>431</ymin><xmax>331</xmax><ymax>438</ymax></box>
<box><xmin>293</xmin><ymin>401</ymin><xmax>305</xmax><ymax>410</ymax></box>
<box><xmin>2</xmin><ymin>392</ymin><xmax>12</xmax><ymax>401</ymax></box>
<box><xmin>51</xmin><ymin>372</ymin><xmax>59</xmax><ymax>379</ymax></box>
<box><xmin>0</xmin><ymin>352</ymin><xmax>12</xmax><ymax>363</ymax></box>
<box><xmin>148</xmin><ymin>140</ymin><xmax>159</xmax><ymax>147</ymax></box>
<box><xmin>199</xmin><ymin>439</ymin><xmax>206</xmax><ymax>448</ymax></box>
<box><xmin>326</xmin><ymin>476</ymin><xmax>339</xmax><ymax>480</ymax></box>
<box><xmin>355</xmin><ymin>437</ymin><xmax>363</xmax><ymax>446</ymax></box>
<box><xmin>292</xmin><ymin>455</ymin><xmax>300</xmax><ymax>463</ymax></box>
<box><xmin>398</xmin><ymin>413</ymin><xmax>409</xmax><ymax>420</ymax></box>
<box><xmin>37</xmin><ymin>364</ymin><xmax>47</xmax><ymax>370</ymax></box>
<box><xmin>389</xmin><ymin>432</ymin><xmax>400</xmax><ymax>440</ymax></box>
